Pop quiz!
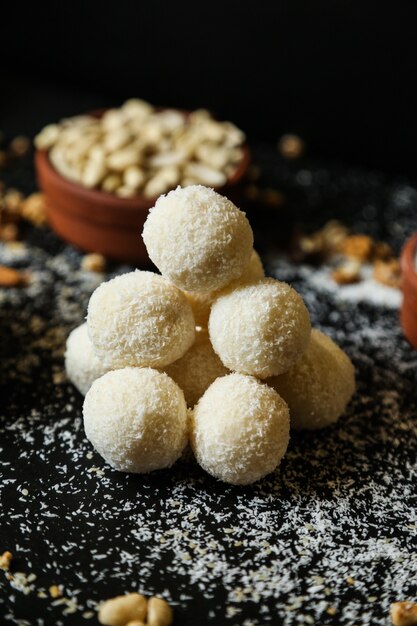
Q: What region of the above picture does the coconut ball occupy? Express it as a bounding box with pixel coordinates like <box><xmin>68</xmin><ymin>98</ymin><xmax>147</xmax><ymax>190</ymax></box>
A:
<box><xmin>209</xmin><ymin>278</ymin><xmax>311</xmax><ymax>379</ymax></box>
<box><xmin>87</xmin><ymin>270</ymin><xmax>195</xmax><ymax>369</ymax></box>
<box><xmin>164</xmin><ymin>328</ymin><xmax>229</xmax><ymax>407</ymax></box>
<box><xmin>65</xmin><ymin>323</ymin><xmax>110</xmax><ymax>395</ymax></box>
<box><xmin>190</xmin><ymin>373</ymin><xmax>289</xmax><ymax>485</ymax></box>
<box><xmin>142</xmin><ymin>185</ymin><xmax>253</xmax><ymax>292</ymax></box>
<box><xmin>268</xmin><ymin>329</ymin><xmax>355</xmax><ymax>430</ymax></box>
<box><xmin>184</xmin><ymin>250</ymin><xmax>265</xmax><ymax>327</ymax></box>
<box><xmin>83</xmin><ymin>367</ymin><xmax>188</xmax><ymax>473</ymax></box>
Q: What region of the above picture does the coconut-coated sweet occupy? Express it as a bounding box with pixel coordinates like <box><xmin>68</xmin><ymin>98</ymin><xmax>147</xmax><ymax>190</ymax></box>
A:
<box><xmin>184</xmin><ymin>250</ymin><xmax>265</xmax><ymax>328</ymax></box>
<box><xmin>87</xmin><ymin>270</ymin><xmax>195</xmax><ymax>369</ymax></box>
<box><xmin>268</xmin><ymin>329</ymin><xmax>355</xmax><ymax>430</ymax></box>
<box><xmin>83</xmin><ymin>367</ymin><xmax>188</xmax><ymax>473</ymax></box>
<box><xmin>65</xmin><ymin>323</ymin><xmax>109</xmax><ymax>395</ymax></box>
<box><xmin>190</xmin><ymin>373</ymin><xmax>290</xmax><ymax>485</ymax></box>
<box><xmin>142</xmin><ymin>185</ymin><xmax>253</xmax><ymax>292</ymax></box>
<box><xmin>164</xmin><ymin>328</ymin><xmax>229</xmax><ymax>407</ymax></box>
<box><xmin>209</xmin><ymin>278</ymin><xmax>311</xmax><ymax>378</ymax></box>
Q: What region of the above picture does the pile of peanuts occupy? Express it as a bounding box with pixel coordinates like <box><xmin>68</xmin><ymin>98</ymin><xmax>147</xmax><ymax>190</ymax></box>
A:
<box><xmin>35</xmin><ymin>99</ymin><xmax>245</xmax><ymax>198</ymax></box>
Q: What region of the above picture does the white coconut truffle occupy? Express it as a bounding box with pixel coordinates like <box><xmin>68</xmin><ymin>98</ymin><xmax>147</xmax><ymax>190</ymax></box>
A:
<box><xmin>142</xmin><ymin>185</ymin><xmax>253</xmax><ymax>292</ymax></box>
<box><xmin>87</xmin><ymin>270</ymin><xmax>195</xmax><ymax>369</ymax></box>
<box><xmin>268</xmin><ymin>329</ymin><xmax>355</xmax><ymax>430</ymax></box>
<box><xmin>65</xmin><ymin>323</ymin><xmax>109</xmax><ymax>395</ymax></box>
<box><xmin>83</xmin><ymin>367</ymin><xmax>188</xmax><ymax>473</ymax></box>
<box><xmin>209</xmin><ymin>278</ymin><xmax>311</xmax><ymax>379</ymax></box>
<box><xmin>190</xmin><ymin>373</ymin><xmax>290</xmax><ymax>485</ymax></box>
<box><xmin>184</xmin><ymin>250</ymin><xmax>265</xmax><ymax>327</ymax></box>
<box><xmin>164</xmin><ymin>328</ymin><xmax>229</xmax><ymax>407</ymax></box>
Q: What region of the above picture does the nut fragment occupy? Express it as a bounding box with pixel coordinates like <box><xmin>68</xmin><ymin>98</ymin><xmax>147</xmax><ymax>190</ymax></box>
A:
<box><xmin>278</xmin><ymin>133</ymin><xmax>305</xmax><ymax>159</ymax></box>
<box><xmin>20</xmin><ymin>193</ymin><xmax>48</xmax><ymax>226</ymax></box>
<box><xmin>0</xmin><ymin>265</ymin><xmax>27</xmax><ymax>287</ymax></box>
<box><xmin>4</xmin><ymin>189</ymin><xmax>24</xmax><ymax>213</ymax></box>
<box><xmin>373</xmin><ymin>241</ymin><xmax>395</xmax><ymax>260</ymax></box>
<box><xmin>9</xmin><ymin>136</ymin><xmax>30</xmax><ymax>157</ymax></box>
<box><xmin>340</xmin><ymin>235</ymin><xmax>374</xmax><ymax>261</ymax></box>
<box><xmin>0</xmin><ymin>551</ymin><xmax>13</xmax><ymax>570</ymax></box>
<box><xmin>49</xmin><ymin>584</ymin><xmax>62</xmax><ymax>598</ymax></box>
<box><xmin>373</xmin><ymin>258</ymin><xmax>401</xmax><ymax>288</ymax></box>
<box><xmin>125</xmin><ymin>622</ymin><xmax>145</xmax><ymax>626</ymax></box>
<box><xmin>98</xmin><ymin>593</ymin><xmax>147</xmax><ymax>626</ymax></box>
<box><xmin>1</xmin><ymin>223</ymin><xmax>19</xmax><ymax>242</ymax></box>
<box><xmin>147</xmin><ymin>596</ymin><xmax>173</xmax><ymax>626</ymax></box>
<box><xmin>81</xmin><ymin>253</ymin><xmax>106</xmax><ymax>273</ymax></box>
<box><xmin>390</xmin><ymin>601</ymin><xmax>417</xmax><ymax>626</ymax></box>
<box><xmin>331</xmin><ymin>260</ymin><xmax>361</xmax><ymax>285</ymax></box>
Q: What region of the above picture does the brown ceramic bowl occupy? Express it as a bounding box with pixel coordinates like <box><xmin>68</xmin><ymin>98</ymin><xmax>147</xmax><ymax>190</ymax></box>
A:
<box><xmin>400</xmin><ymin>232</ymin><xmax>417</xmax><ymax>350</ymax></box>
<box><xmin>35</xmin><ymin>112</ymin><xmax>250</xmax><ymax>265</ymax></box>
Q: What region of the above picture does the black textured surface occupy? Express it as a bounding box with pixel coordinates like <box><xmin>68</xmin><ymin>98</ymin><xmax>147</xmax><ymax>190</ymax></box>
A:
<box><xmin>1</xmin><ymin>146</ymin><xmax>417</xmax><ymax>626</ymax></box>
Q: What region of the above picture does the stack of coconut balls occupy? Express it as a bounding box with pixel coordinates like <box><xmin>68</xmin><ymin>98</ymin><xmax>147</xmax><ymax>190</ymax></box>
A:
<box><xmin>65</xmin><ymin>185</ymin><xmax>355</xmax><ymax>485</ymax></box>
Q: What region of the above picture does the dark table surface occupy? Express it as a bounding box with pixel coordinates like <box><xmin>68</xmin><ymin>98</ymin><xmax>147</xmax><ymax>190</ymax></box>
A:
<box><xmin>1</xmin><ymin>126</ymin><xmax>417</xmax><ymax>626</ymax></box>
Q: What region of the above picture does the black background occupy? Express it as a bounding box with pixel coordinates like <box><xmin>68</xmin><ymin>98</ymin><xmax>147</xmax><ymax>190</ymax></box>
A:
<box><xmin>2</xmin><ymin>0</ymin><xmax>417</xmax><ymax>176</ymax></box>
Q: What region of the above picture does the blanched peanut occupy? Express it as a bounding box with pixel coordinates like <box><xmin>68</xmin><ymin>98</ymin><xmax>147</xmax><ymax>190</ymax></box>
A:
<box><xmin>143</xmin><ymin>167</ymin><xmax>179</xmax><ymax>198</ymax></box>
<box><xmin>106</xmin><ymin>147</ymin><xmax>140</xmax><ymax>171</ymax></box>
<box><xmin>139</xmin><ymin>121</ymin><xmax>163</xmax><ymax>146</ymax></box>
<box><xmin>124</xmin><ymin>166</ymin><xmax>145</xmax><ymax>190</ymax></box>
<box><xmin>102</xmin><ymin>174</ymin><xmax>123</xmax><ymax>193</ymax></box>
<box><xmin>147</xmin><ymin>597</ymin><xmax>173</xmax><ymax>626</ymax></box>
<box><xmin>122</xmin><ymin>98</ymin><xmax>154</xmax><ymax>121</ymax></box>
<box><xmin>101</xmin><ymin>109</ymin><xmax>128</xmax><ymax>130</ymax></box>
<box><xmin>115</xmin><ymin>185</ymin><xmax>137</xmax><ymax>198</ymax></box>
<box><xmin>82</xmin><ymin>156</ymin><xmax>107</xmax><ymax>188</ymax></box>
<box><xmin>195</xmin><ymin>144</ymin><xmax>230</xmax><ymax>170</ymax></box>
<box><xmin>157</xmin><ymin>110</ymin><xmax>185</xmax><ymax>133</ymax></box>
<box><xmin>104</xmin><ymin>127</ymin><xmax>132</xmax><ymax>153</ymax></box>
<box><xmin>34</xmin><ymin>124</ymin><xmax>60</xmax><ymax>150</ymax></box>
<box><xmin>49</xmin><ymin>146</ymin><xmax>81</xmax><ymax>183</ymax></box>
<box><xmin>148</xmin><ymin>151</ymin><xmax>186</xmax><ymax>168</ymax></box>
<box><xmin>222</xmin><ymin>122</ymin><xmax>246</xmax><ymax>147</ymax></box>
<box><xmin>198</xmin><ymin>119</ymin><xmax>225</xmax><ymax>142</ymax></box>
<box><xmin>184</xmin><ymin>162</ymin><xmax>227</xmax><ymax>187</ymax></box>
<box><xmin>98</xmin><ymin>593</ymin><xmax>147</xmax><ymax>626</ymax></box>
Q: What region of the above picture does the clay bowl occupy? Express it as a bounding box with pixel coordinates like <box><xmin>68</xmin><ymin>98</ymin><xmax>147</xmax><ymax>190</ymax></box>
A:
<box><xmin>400</xmin><ymin>232</ymin><xmax>417</xmax><ymax>350</ymax></box>
<box><xmin>35</xmin><ymin>111</ymin><xmax>250</xmax><ymax>265</ymax></box>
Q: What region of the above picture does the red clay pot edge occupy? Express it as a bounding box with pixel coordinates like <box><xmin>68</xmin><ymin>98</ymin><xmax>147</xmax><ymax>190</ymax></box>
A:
<box><xmin>400</xmin><ymin>232</ymin><xmax>417</xmax><ymax>351</ymax></box>
<box><xmin>401</xmin><ymin>232</ymin><xmax>417</xmax><ymax>291</ymax></box>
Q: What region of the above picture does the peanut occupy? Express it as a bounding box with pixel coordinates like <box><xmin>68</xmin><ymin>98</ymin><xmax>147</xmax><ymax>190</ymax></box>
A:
<box><xmin>0</xmin><ymin>265</ymin><xmax>27</xmax><ymax>287</ymax></box>
<box><xmin>0</xmin><ymin>551</ymin><xmax>13</xmax><ymax>570</ymax></box>
<box><xmin>184</xmin><ymin>162</ymin><xmax>227</xmax><ymax>187</ymax></box>
<box><xmin>98</xmin><ymin>593</ymin><xmax>147</xmax><ymax>626</ymax></box>
<box><xmin>124</xmin><ymin>166</ymin><xmax>145</xmax><ymax>190</ymax></box>
<box><xmin>106</xmin><ymin>147</ymin><xmax>140</xmax><ymax>171</ymax></box>
<box><xmin>34</xmin><ymin>124</ymin><xmax>60</xmax><ymax>150</ymax></box>
<box><xmin>81</xmin><ymin>253</ymin><xmax>106</xmax><ymax>273</ymax></box>
<box><xmin>147</xmin><ymin>597</ymin><xmax>173</xmax><ymax>626</ymax></box>
<box><xmin>332</xmin><ymin>260</ymin><xmax>362</xmax><ymax>285</ymax></box>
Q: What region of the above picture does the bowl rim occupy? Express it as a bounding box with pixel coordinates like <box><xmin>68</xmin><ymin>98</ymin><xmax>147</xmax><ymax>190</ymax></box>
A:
<box><xmin>35</xmin><ymin>107</ymin><xmax>251</xmax><ymax>210</ymax></box>
<box><xmin>401</xmin><ymin>231</ymin><xmax>417</xmax><ymax>292</ymax></box>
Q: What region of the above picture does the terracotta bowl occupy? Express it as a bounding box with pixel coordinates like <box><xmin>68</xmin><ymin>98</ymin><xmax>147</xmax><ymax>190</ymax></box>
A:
<box><xmin>400</xmin><ymin>232</ymin><xmax>417</xmax><ymax>350</ymax></box>
<box><xmin>35</xmin><ymin>115</ymin><xmax>250</xmax><ymax>265</ymax></box>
